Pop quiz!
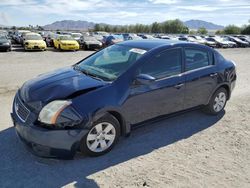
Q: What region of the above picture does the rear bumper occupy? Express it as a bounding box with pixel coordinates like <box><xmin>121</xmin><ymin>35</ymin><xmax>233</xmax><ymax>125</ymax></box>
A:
<box><xmin>11</xmin><ymin>112</ymin><xmax>88</xmax><ymax>159</ymax></box>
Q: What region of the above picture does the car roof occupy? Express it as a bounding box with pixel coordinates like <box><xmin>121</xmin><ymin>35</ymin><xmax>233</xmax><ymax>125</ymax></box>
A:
<box><xmin>119</xmin><ymin>39</ymin><xmax>186</xmax><ymax>50</ymax></box>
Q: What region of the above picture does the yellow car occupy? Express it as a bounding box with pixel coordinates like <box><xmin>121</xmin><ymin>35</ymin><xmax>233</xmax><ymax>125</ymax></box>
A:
<box><xmin>54</xmin><ymin>35</ymin><xmax>79</xmax><ymax>51</ymax></box>
<box><xmin>23</xmin><ymin>33</ymin><xmax>47</xmax><ymax>51</ymax></box>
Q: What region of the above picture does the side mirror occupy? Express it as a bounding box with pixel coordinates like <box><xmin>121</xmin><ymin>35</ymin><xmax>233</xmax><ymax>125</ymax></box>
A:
<box><xmin>135</xmin><ymin>74</ymin><xmax>156</xmax><ymax>85</ymax></box>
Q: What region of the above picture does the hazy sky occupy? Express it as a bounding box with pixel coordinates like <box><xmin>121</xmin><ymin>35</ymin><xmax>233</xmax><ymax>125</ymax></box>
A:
<box><xmin>0</xmin><ymin>0</ymin><xmax>250</xmax><ymax>26</ymax></box>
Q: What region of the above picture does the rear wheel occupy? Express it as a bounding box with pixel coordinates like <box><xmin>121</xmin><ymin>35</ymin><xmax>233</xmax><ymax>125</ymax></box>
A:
<box><xmin>80</xmin><ymin>114</ymin><xmax>120</xmax><ymax>156</ymax></box>
<box><xmin>204</xmin><ymin>87</ymin><xmax>228</xmax><ymax>115</ymax></box>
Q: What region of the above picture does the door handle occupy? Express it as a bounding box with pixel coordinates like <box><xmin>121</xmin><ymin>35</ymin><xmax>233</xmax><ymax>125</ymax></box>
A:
<box><xmin>174</xmin><ymin>83</ymin><xmax>184</xmax><ymax>89</ymax></box>
<box><xmin>210</xmin><ymin>73</ymin><xmax>218</xmax><ymax>78</ymax></box>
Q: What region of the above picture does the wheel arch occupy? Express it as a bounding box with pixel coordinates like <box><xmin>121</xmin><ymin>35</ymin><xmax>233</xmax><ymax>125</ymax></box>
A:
<box><xmin>206</xmin><ymin>83</ymin><xmax>231</xmax><ymax>105</ymax></box>
<box><xmin>91</xmin><ymin>108</ymin><xmax>131</xmax><ymax>137</ymax></box>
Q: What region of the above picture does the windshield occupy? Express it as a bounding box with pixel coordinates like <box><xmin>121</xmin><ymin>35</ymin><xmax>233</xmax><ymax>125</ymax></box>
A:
<box><xmin>0</xmin><ymin>35</ymin><xmax>7</xmax><ymax>40</ymax></box>
<box><xmin>59</xmin><ymin>35</ymin><xmax>74</xmax><ymax>40</ymax></box>
<box><xmin>72</xmin><ymin>33</ymin><xmax>82</xmax><ymax>38</ymax></box>
<box><xmin>75</xmin><ymin>44</ymin><xmax>147</xmax><ymax>81</ymax></box>
<box><xmin>25</xmin><ymin>35</ymin><xmax>43</xmax><ymax>40</ymax></box>
<box><xmin>84</xmin><ymin>36</ymin><xmax>96</xmax><ymax>41</ymax></box>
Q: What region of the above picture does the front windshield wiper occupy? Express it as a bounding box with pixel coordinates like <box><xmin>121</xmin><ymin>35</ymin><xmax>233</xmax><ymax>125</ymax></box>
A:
<box><xmin>74</xmin><ymin>65</ymin><xmax>104</xmax><ymax>82</ymax></box>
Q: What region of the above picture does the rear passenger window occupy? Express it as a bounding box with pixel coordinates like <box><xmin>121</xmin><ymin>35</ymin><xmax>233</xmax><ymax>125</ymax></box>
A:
<box><xmin>139</xmin><ymin>48</ymin><xmax>182</xmax><ymax>79</ymax></box>
<box><xmin>185</xmin><ymin>48</ymin><xmax>213</xmax><ymax>71</ymax></box>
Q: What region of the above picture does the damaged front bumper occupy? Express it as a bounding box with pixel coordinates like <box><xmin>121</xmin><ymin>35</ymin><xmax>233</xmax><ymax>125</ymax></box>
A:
<box><xmin>11</xmin><ymin>111</ymin><xmax>88</xmax><ymax>159</ymax></box>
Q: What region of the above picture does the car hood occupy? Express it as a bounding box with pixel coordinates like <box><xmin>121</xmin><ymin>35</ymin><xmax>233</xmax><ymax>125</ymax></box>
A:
<box><xmin>60</xmin><ymin>40</ymin><xmax>78</xmax><ymax>44</ymax></box>
<box><xmin>85</xmin><ymin>40</ymin><xmax>100</xmax><ymax>44</ymax></box>
<box><xmin>19</xmin><ymin>66</ymin><xmax>106</xmax><ymax>104</ymax></box>
<box><xmin>0</xmin><ymin>39</ymin><xmax>8</xmax><ymax>43</ymax></box>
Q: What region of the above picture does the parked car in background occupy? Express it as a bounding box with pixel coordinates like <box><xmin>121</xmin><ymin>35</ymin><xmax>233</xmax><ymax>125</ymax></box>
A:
<box><xmin>92</xmin><ymin>34</ymin><xmax>104</xmax><ymax>42</ymax></box>
<box><xmin>0</xmin><ymin>34</ymin><xmax>12</xmax><ymax>51</ymax></box>
<box><xmin>79</xmin><ymin>35</ymin><xmax>102</xmax><ymax>50</ymax></box>
<box><xmin>224</xmin><ymin>36</ymin><xmax>249</xmax><ymax>48</ymax></box>
<box><xmin>138</xmin><ymin>34</ymin><xmax>155</xmax><ymax>39</ymax></box>
<box><xmin>178</xmin><ymin>36</ymin><xmax>189</xmax><ymax>42</ymax></box>
<box><xmin>189</xmin><ymin>36</ymin><xmax>207</xmax><ymax>45</ymax></box>
<box><xmin>11</xmin><ymin>40</ymin><xmax>236</xmax><ymax>159</ymax></box>
<box><xmin>71</xmin><ymin>33</ymin><xmax>83</xmax><ymax>43</ymax></box>
<box><xmin>206</xmin><ymin>37</ymin><xmax>228</xmax><ymax>48</ymax></box>
<box><xmin>237</xmin><ymin>36</ymin><xmax>250</xmax><ymax>46</ymax></box>
<box><xmin>122</xmin><ymin>33</ymin><xmax>142</xmax><ymax>41</ymax></box>
<box><xmin>93</xmin><ymin>31</ymin><xmax>109</xmax><ymax>37</ymax></box>
<box><xmin>23</xmin><ymin>33</ymin><xmax>47</xmax><ymax>51</ymax></box>
<box><xmin>53</xmin><ymin>35</ymin><xmax>79</xmax><ymax>51</ymax></box>
<box><xmin>220</xmin><ymin>37</ymin><xmax>237</xmax><ymax>48</ymax></box>
<box><xmin>103</xmin><ymin>34</ymin><xmax>123</xmax><ymax>47</ymax></box>
<box><xmin>44</xmin><ymin>32</ymin><xmax>56</xmax><ymax>47</ymax></box>
<box><xmin>14</xmin><ymin>30</ymin><xmax>31</xmax><ymax>44</ymax></box>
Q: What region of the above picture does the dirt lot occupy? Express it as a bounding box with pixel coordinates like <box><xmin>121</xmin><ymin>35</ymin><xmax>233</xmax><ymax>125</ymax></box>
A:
<box><xmin>0</xmin><ymin>47</ymin><xmax>249</xmax><ymax>188</ymax></box>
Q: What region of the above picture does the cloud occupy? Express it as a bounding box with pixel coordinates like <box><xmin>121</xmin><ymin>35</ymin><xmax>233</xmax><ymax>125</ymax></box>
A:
<box><xmin>149</xmin><ymin>0</ymin><xmax>178</xmax><ymax>4</ymax></box>
<box><xmin>0</xmin><ymin>0</ymin><xmax>249</xmax><ymax>26</ymax></box>
<box><xmin>177</xmin><ymin>5</ymin><xmax>220</xmax><ymax>12</ymax></box>
<box><xmin>0</xmin><ymin>12</ymin><xmax>10</xmax><ymax>24</ymax></box>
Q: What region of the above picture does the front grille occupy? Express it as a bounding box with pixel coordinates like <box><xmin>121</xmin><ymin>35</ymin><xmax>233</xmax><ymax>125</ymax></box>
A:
<box><xmin>15</xmin><ymin>95</ymin><xmax>30</xmax><ymax>122</ymax></box>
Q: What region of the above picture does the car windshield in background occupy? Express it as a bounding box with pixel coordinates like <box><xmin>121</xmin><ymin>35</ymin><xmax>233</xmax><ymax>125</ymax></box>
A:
<box><xmin>84</xmin><ymin>36</ymin><xmax>96</xmax><ymax>41</ymax></box>
<box><xmin>112</xmin><ymin>35</ymin><xmax>123</xmax><ymax>39</ymax></box>
<box><xmin>72</xmin><ymin>34</ymin><xmax>82</xmax><ymax>38</ymax></box>
<box><xmin>75</xmin><ymin>44</ymin><xmax>147</xmax><ymax>81</ymax></box>
<box><xmin>0</xmin><ymin>35</ymin><xmax>7</xmax><ymax>40</ymax></box>
<box><xmin>59</xmin><ymin>35</ymin><xmax>74</xmax><ymax>40</ymax></box>
<box><xmin>25</xmin><ymin>35</ymin><xmax>43</xmax><ymax>40</ymax></box>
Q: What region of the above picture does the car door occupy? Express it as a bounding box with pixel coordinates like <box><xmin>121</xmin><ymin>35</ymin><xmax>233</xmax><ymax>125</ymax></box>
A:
<box><xmin>183</xmin><ymin>47</ymin><xmax>218</xmax><ymax>109</ymax></box>
<box><xmin>122</xmin><ymin>48</ymin><xmax>185</xmax><ymax>125</ymax></box>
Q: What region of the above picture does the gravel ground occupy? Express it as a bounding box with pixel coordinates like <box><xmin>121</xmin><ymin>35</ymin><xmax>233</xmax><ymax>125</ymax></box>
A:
<box><xmin>0</xmin><ymin>47</ymin><xmax>249</xmax><ymax>188</ymax></box>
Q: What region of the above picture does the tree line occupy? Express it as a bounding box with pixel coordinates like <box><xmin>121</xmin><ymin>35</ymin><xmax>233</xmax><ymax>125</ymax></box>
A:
<box><xmin>216</xmin><ymin>22</ymin><xmax>250</xmax><ymax>35</ymax></box>
<box><xmin>93</xmin><ymin>19</ymin><xmax>189</xmax><ymax>34</ymax></box>
<box><xmin>93</xmin><ymin>19</ymin><xmax>250</xmax><ymax>35</ymax></box>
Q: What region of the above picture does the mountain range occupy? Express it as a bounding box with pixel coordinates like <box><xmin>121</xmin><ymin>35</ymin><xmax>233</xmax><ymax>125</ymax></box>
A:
<box><xmin>43</xmin><ymin>20</ymin><xmax>95</xmax><ymax>30</ymax></box>
<box><xmin>43</xmin><ymin>19</ymin><xmax>224</xmax><ymax>31</ymax></box>
<box><xmin>184</xmin><ymin>20</ymin><xmax>224</xmax><ymax>30</ymax></box>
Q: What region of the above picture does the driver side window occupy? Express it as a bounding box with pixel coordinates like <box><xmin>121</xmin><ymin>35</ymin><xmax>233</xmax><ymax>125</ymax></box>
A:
<box><xmin>139</xmin><ymin>48</ymin><xmax>182</xmax><ymax>79</ymax></box>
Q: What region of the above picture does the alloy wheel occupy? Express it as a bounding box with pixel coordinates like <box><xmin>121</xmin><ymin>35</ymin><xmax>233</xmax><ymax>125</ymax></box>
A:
<box><xmin>213</xmin><ymin>92</ymin><xmax>226</xmax><ymax>112</ymax></box>
<box><xmin>86</xmin><ymin>122</ymin><xmax>116</xmax><ymax>153</ymax></box>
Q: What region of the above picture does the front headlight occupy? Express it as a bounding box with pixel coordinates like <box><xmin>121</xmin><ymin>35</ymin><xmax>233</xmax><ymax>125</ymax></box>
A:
<box><xmin>3</xmin><ymin>42</ymin><xmax>10</xmax><ymax>45</ymax></box>
<box><xmin>38</xmin><ymin>100</ymin><xmax>82</xmax><ymax>128</ymax></box>
<box><xmin>39</xmin><ymin>100</ymin><xmax>72</xmax><ymax>124</ymax></box>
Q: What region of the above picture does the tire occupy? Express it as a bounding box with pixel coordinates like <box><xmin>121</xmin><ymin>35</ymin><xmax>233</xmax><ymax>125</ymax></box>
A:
<box><xmin>203</xmin><ymin>87</ymin><xmax>228</xmax><ymax>115</ymax></box>
<box><xmin>80</xmin><ymin>114</ymin><xmax>120</xmax><ymax>156</ymax></box>
<box><xmin>58</xmin><ymin>45</ymin><xmax>61</xmax><ymax>51</ymax></box>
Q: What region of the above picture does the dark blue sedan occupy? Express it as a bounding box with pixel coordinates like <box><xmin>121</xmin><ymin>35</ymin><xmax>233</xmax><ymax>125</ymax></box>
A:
<box><xmin>11</xmin><ymin>40</ymin><xmax>236</xmax><ymax>159</ymax></box>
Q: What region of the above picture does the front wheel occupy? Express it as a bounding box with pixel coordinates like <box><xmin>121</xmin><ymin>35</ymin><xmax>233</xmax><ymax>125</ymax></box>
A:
<box><xmin>204</xmin><ymin>87</ymin><xmax>228</xmax><ymax>115</ymax></box>
<box><xmin>80</xmin><ymin>114</ymin><xmax>120</xmax><ymax>156</ymax></box>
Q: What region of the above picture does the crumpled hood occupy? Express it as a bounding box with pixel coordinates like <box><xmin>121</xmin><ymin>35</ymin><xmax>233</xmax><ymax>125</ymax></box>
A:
<box><xmin>20</xmin><ymin>66</ymin><xmax>106</xmax><ymax>103</ymax></box>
